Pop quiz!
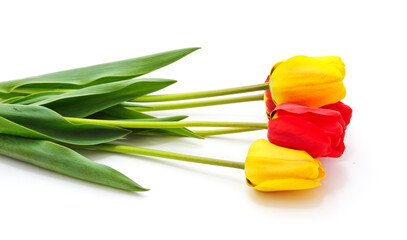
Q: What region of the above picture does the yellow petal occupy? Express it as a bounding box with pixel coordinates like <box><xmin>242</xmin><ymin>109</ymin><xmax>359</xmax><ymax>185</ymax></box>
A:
<box><xmin>247</xmin><ymin>178</ymin><xmax>322</xmax><ymax>192</ymax></box>
<box><xmin>272</xmin><ymin>56</ymin><xmax>345</xmax><ymax>78</ymax></box>
<box><xmin>312</xmin><ymin>56</ymin><xmax>345</xmax><ymax>78</ymax></box>
<box><xmin>270</xmin><ymin>60</ymin><xmax>284</xmax><ymax>74</ymax></box>
<box><xmin>246</xmin><ymin>139</ymin><xmax>315</xmax><ymax>163</ymax></box>
<box><xmin>270</xmin><ymin>55</ymin><xmax>346</xmax><ymax>107</ymax></box>
<box><xmin>245</xmin><ymin>139</ymin><xmax>324</xmax><ymax>187</ymax></box>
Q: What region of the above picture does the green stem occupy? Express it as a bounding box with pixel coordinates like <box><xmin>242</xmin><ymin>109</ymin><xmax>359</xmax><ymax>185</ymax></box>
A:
<box><xmin>192</xmin><ymin>127</ymin><xmax>263</xmax><ymax>136</ymax></box>
<box><xmin>85</xmin><ymin>144</ymin><xmax>245</xmax><ymax>169</ymax></box>
<box><xmin>132</xmin><ymin>82</ymin><xmax>269</xmax><ymax>102</ymax></box>
<box><xmin>65</xmin><ymin>117</ymin><xmax>268</xmax><ymax>129</ymax></box>
<box><xmin>130</xmin><ymin>127</ymin><xmax>264</xmax><ymax>137</ymax></box>
<box><xmin>123</xmin><ymin>94</ymin><xmax>264</xmax><ymax>111</ymax></box>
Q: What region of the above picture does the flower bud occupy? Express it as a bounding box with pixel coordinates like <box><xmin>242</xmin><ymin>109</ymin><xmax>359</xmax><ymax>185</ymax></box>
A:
<box><xmin>267</xmin><ymin>102</ymin><xmax>352</xmax><ymax>158</ymax></box>
<box><xmin>245</xmin><ymin>139</ymin><xmax>325</xmax><ymax>192</ymax></box>
<box><xmin>269</xmin><ymin>55</ymin><xmax>346</xmax><ymax>108</ymax></box>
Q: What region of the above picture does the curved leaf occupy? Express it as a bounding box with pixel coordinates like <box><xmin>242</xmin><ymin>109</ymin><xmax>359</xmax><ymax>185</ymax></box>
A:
<box><xmin>102</xmin><ymin>105</ymin><xmax>177</xmax><ymax>120</ymax></box>
<box><xmin>0</xmin><ymin>47</ymin><xmax>199</xmax><ymax>93</ymax></box>
<box><xmin>2</xmin><ymin>91</ymin><xmax>65</xmax><ymax>104</ymax></box>
<box><xmin>0</xmin><ymin>92</ymin><xmax>27</xmax><ymax>100</ymax></box>
<box><xmin>33</xmin><ymin>78</ymin><xmax>176</xmax><ymax>117</ymax></box>
<box><xmin>102</xmin><ymin>106</ymin><xmax>203</xmax><ymax>139</ymax></box>
<box><xmin>0</xmin><ymin>134</ymin><xmax>147</xmax><ymax>191</ymax></box>
<box><xmin>0</xmin><ymin>104</ymin><xmax>130</xmax><ymax>145</ymax></box>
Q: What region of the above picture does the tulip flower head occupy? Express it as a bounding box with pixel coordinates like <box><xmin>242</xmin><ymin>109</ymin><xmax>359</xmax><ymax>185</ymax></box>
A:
<box><xmin>269</xmin><ymin>55</ymin><xmax>346</xmax><ymax>108</ymax></box>
<box><xmin>245</xmin><ymin>139</ymin><xmax>326</xmax><ymax>192</ymax></box>
<box><xmin>267</xmin><ymin>102</ymin><xmax>352</xmax><ymax>158</ymax></box>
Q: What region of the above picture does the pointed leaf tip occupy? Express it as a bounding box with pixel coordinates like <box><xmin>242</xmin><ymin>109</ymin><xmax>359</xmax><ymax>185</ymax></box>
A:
<box><xmin>0</xmin><ymin>47</ymin><xmax>199</xmax><ymax>93</ymax></box>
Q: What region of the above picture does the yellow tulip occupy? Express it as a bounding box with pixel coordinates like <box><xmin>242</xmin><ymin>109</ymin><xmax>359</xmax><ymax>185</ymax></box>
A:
<box><xmin>269</xmin><ymin>55</ymin><xmax>346</xmax><ymax>108</ymax></box>
<box><xmin>245</xmin><ymin>139</ymin><xmax>326</xmax><ymax>192</ymax></box>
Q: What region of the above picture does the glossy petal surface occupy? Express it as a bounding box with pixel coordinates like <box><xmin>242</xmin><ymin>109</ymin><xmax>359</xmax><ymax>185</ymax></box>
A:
<box><xmin>270</xmin><ymin>55</ymin><xmax>346</xmax><ymax>107</ymax></box>
<box><xmin>245</xmin><ymin>139</ymin><xmax>325</xmax><ymax>192</ymax></box>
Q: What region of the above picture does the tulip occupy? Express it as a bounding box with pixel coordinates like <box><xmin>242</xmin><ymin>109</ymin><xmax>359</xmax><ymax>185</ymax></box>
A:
<box><xmin>267</xmin><ymin>102</ymin><xmax>352</xmax><ymax>158</ymax></box>
<box><xmin>269</xmin><ymin>55</ymin><xmax>346</xmax><ymax>108</ymax></box>
<box><xmin>245</xmin><ymin>139</ymin><xmax>325</xmax><ymax>191</ymax></box>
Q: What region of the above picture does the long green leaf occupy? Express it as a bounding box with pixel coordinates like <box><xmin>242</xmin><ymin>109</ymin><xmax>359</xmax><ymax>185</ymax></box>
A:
<box><xmin>102</xmin><ymin>105</ymin><xmax>203</xmax><ymax>139</ymax></box>
<box><xmin>0</xmin><ymin>134</ymin><xmax>147</xmax><ymax>191</ymax></box>
<box><xmin>0</xmin><ymin>92</ymin><xmax>27</xmax><ymax>100</ymax></box>
<box><xmin>2</xmin><ymin>91</ymin><xmax>65</xmax><ymax>104</ymax></box>
<box><xmin>0</xmin><ymin>47</ymin><xmax>199</xmax><ymax>93</ymax></box>
<box><xmin>33</xmin><ymin>78</ymin><xmax>176</xmax><ymax>117</ymax></box>
<box><xmin>102</xmin><ymin>105</ymin><xmax>161</xmax><ymax>119</ymax></box>
<box><xmin>0</xmin><ymin>104</ymin><xmax>130</xmax><ymax>145</ymax></box>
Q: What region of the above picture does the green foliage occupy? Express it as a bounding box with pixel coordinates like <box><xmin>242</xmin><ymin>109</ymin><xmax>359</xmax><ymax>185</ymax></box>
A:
<box><xmin>0</xmin><ymin>47</ymin><xmax>202</xmax><ymax>192</ymax></box>
<box><xmin>0</xmin><ymin>47</ymin><xmax>199</xmax><ymax>93</ymax></box>
<box><xmin>0</xmin><ymin>134</ymin><xmax>147</xmax><ymax>191</ymax></box>
<box><xmin>33</xmin><ymin>78</ymin><xmax>176</xmax><ymax>117</ymax></box>
<box><xmin>0</xmin><ymin>104</ymin><xmax>130</xmax><ymax>145</ymax></box>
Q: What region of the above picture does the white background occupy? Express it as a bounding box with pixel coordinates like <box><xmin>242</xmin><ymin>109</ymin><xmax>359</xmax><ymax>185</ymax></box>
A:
<box><xmin>1</xmin><ymin>0</ymin><xmax>406</xmax><ymax>239</ymax></box>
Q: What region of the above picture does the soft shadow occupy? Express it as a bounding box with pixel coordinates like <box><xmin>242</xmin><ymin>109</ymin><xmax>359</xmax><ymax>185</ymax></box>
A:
<box><xmin>247</xmin><ymin>157</ymin><xmax>348</xmax><ymax>209</ymax></box>
<box><xmin>248</xmin><ymin>187</ymin><xmax>325</xmax><ymax>208</ymax></box>
<box><xmin>319</xmin><ymin>157</ymin><xmax>349</xmax><ymax>191</ymax></box>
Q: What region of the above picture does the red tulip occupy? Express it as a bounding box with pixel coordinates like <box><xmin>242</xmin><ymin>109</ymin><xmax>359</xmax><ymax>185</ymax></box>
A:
<box><xmin>267</xmin><ymin>102</ymin><xmax>352</xmax><ymax>158</ymax></box>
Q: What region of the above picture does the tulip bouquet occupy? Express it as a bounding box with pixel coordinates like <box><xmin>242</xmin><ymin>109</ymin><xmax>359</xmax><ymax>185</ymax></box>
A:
<box><xmin>0</xmin><ymin>48</ymin><xmax>351</xmax><ymax>192</ymax></box>
<box><xmin>245</xmin><ymin>56</ymin><xmax>352</xmax><ymax>191</ymax></box>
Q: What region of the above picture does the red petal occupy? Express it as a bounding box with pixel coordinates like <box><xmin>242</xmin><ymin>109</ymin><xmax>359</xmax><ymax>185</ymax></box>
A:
<box><xmin>322</xmin><ymin>101</ymin><xmax>353</xmax><ymax>127</ymax></box>
<box><xmin>265</xmin><ymin>75</ymin><xmax>270</xmax><ymax>83</ymax></box>
<box><xmin>327</xmin><ymin>141</ymin><xmax>345</xmax><ymax>158</ymax></box>
<box><xmin>272</xmin><ymin>103</ymin><xmax>347</xmax><ymax>158</ymax></box>
<box><xmin>274</xmin><ymin>103</ymin><xmax>342</xmax><ymax>119</ymax></box>
<box><xmin>267</xmin><ymin>115</ymin><xmax>332</xmax><ymax>158</ymax></box>
<box><xmin>275</xmin><ymin>103</ymin><xmax>345</xmax><ymax>135</ymax></box>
